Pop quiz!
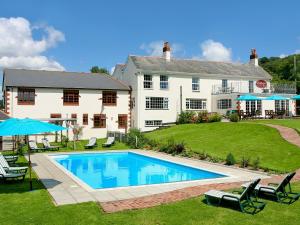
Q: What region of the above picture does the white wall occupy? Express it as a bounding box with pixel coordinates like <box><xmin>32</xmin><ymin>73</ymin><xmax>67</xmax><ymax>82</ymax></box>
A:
<box><xmin>7</xmin><ymin>87</ymin><xmax>130</xmax><ymax>140</ymax></box>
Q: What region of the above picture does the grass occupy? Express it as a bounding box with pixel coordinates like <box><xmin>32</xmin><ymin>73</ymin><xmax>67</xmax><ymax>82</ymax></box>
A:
<box><xmin>146</xmin><ymin>123</ymin><xmax>300</xmax><ymax>172</ymax></box>
<box><xmin>1</xmin><ymin>157</ymin><xmax>300</xmax><ymax>225</ymax></box>
<box><xmin>246</xmin><ymin>119</ymin><xmax>300</xmax><ymax>131</ymax></box>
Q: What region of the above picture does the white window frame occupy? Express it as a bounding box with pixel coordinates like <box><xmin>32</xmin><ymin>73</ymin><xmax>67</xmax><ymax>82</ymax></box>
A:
<box><xmin>143</xmin><ymin>75</ymin><xmax>153</xmax><ymax>89</ymax></box>
<box><xmin>217</xmin><ymin>99</ymin><xmax>232</xmax><ymax>109</ymax></box>
<box><xmin>145</xmin><ymin>97</ymin><xmax>169</xmax><ymax>110</ymax></box>
<box><xmin>186</xmin><ymin>98</ymin><xmax>206</xmax><ymax>110</ymax></box>
<box><xmin>249</xmin><ymin>80</ymin><xmax>254</xmax><ymax>93</ymax></box>
<box><xmin>192</xmin><ymin>77</ymin><xmax>200</xmax><ymax>91</ymax></box>
<box><xmin>160</xmin><ymin>75</ymin><xmax>169</xmax><ymax>89</ymax></box>
<box><xmin>145</xmin><ymin>120</ymin><xmax>163</xmax><ymax>127</ymax></box>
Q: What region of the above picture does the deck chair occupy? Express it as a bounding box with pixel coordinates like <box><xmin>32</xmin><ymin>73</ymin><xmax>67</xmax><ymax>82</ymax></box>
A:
<box><xmin>0</xmin><ymin>154</ymin><xmax>28</xmax><ymax>173</ymax></box>
<box><xmin>42</xmin><ymin>138</ymin><xmax>60</xmax><ymax>151</ymax></box>
<box><xmin>29</xmin><ymin>141</ymin><xmax>45</xmax><ymax>152</ymax></box>
<box><xmin>242</xmin><ymin>172</ymin><xmax>300</xmax><ymax>204</ymax></box>
<box><xmin>205</xmin><ymin>179</ymin><xmax>266</xmax><ymax>214</ymax></box>
<box><xmin>0</xmin><ymin>164</ymin><xmax>25</xmax><ymax>181</ymax></box>
<box><xmin>102</xmin><ymin>136</ymin><xmax>115</xmax><ymax>147</ymax></box>
<box><xmin>84</xmin><ymin>137</ymin><xmax>97</xmax><ymax>149</ymax></box>
<box><xmin>1</xmin><ymin>153</ymin><xmax>18</xmax><ymax>163</ymax></box>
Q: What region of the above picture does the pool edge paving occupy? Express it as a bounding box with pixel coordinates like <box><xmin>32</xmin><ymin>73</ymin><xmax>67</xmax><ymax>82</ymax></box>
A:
<box><xmin>28</xmin><ymin>150</ymin><xmax>271</xmax><ymax>206</ymax></box>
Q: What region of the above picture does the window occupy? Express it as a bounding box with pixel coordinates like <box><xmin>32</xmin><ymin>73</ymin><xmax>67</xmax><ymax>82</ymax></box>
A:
<box><xmin>102</xmin><ymin>91</ymin><xmax>117</xmax><ymax>106</ymax></box>
<box><xmin>17</xmin><ymin>88</ymin><xmax>35</xmax><ymax>105</ymax></box>
<box><xmin>217</xmin><ymin>99</ymin><xmax>232</xmax><ymax>109</ymax></box>
<box><xmin>145</xmin><ymin>97</ymin><xmax>168</xmax><ymax>110</ymax></box>
<box><xmin>275</xmin><ymin>100</ymin><xmax>289</xmax><ymax>114</ymax></box>
<box><xmin>186</xmin><ymin>99</ymin><xmax>206</xmax><ymax>110</ymax></box>
<box><xmin>145</xmin><ymin>120</ymin><xmax>162</xmax><ymax>127</ymax></box>
<box><xmin>249</xmin><ymin>81</ymin><xmax>254</xmax><ymax>93</ymax></box>
<box><xmin>50</xmin><ymin>114</ymin><xmax>61</xmax><ymax>124</ymax></box>
<box><xmin>83</xmin><ymin>114</ymin><xmax>88</xmax><ymax>125</ymax></box>
<box><xmin>63</xmin><ymin>90</ymin><xmax>79</xmax><ymax>105</ymax></box>
<box><xmin>93</xmin><ymin>114</ymin><xmax>106</xmax><ymax>128</ymax></box>
<box><xmin>144</xmin><ymin>75</ymin><xmax>153</xmax><ymax>89</ymax></box>
<box><xmin>160</xmin><ymin>75</ymin><xmax>168</xmax><ymax>89</ymax></box>
<box><xmin>192</xmin><ymin>77</ymin><xmax>200</xmax><ymax>91</ymax></box>
<box><xmin>118</xmin><ymin>114</ymin><xmax>127</xmax><ymax>128</ymax></box>
<box><xmin>222</xmin><ymin>79</ymin><xmax>228</xmax><ymax>89</ymax></box>
<box><xmin>71</xmin><ymin>114</ymin><xmax>77</xmax><ymax>125</ymax></box>
<box><xmin>245</xmin><ymin>100</ymin><xmax>262</xmax><ymax>114</ymax></box>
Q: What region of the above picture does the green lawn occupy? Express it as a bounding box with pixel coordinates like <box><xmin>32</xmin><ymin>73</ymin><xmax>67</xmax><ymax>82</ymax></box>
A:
<box><xmin>246</xmin><ymin>119</ymin><xmax>300</xmax><ymax>131</ymax></box>
<box><xmin>146</xmin><ymin>123</ymin><xmax>300</xmax><ymax>172</ymax></box>
<box><xmin>1</xmin><ymin>158</ymin><xmax>299</xmax><ymax>225</ymax></box>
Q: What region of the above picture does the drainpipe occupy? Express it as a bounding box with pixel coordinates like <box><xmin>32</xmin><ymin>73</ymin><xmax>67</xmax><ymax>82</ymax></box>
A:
<box><xmin>180</xmin><ymin>86</ymin><xmax>183</xmax><ymax>113</ymax></box>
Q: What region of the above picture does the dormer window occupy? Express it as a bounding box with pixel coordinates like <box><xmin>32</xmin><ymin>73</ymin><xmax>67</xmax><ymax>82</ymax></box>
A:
<box><xmin>144</xmin><ymin>75</ymin><xmax>153</xmax><ymax>89</ymax></box>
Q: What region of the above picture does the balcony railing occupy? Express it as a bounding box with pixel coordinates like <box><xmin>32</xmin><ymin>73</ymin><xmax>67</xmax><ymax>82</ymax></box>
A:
<box><xmin>212</xmin><ymin>82</ymin><xmax>296</xmax><ymax>95</ymax></box>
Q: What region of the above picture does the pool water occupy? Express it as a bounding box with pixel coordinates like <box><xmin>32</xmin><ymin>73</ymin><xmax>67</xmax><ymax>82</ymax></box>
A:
<box><xmin>53</xmin><ymin>152</ymin><xmax>226</xmax><ymax>189</ymax></box>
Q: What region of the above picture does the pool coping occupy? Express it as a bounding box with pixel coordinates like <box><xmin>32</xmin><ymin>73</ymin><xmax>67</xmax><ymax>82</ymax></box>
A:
<box><xmin>29</xmin><ymin>150</ymin><xmax>270</xmax><ymax>206</ymax></box>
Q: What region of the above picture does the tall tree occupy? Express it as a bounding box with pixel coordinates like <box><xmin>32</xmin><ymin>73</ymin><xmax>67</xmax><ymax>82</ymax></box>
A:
<box><xmin>90</xmin><ymin>66</ymin><xmax>110</xmax><ymax>75</ymax></box>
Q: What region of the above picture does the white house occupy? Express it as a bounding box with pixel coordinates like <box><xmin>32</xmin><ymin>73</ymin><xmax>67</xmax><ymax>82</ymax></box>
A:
<box><xmin>2</xmin><ymin>69</ymin><xmax>131</xmax><ymax>140</ymax></box>
<box><xmin>113</xmin><ymin>42</ymin><xmax>296</xmax><ymax>131</ymax></box>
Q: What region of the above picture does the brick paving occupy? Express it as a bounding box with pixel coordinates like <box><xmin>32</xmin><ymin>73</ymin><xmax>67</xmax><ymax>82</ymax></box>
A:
<box><xmin>101</xmin><ymin>169</ymin><xmax>300</xmax><ymax>213</ymax></box>
<box><xmin>265</xmin><ymin>124</ymin><xmax>300</xmax><ymax>147</ymax></box>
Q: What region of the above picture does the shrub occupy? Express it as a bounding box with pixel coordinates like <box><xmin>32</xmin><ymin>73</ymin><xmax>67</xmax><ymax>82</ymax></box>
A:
<box><xmin>197</xmin><ymin>151</ymin><xmax>209</xmax><ymax>160</ymax></box>
<box><xmin>240</xmin><ymin>156</ymin><xmax>250</xmax><ymax>168</ymax></box>
<box><xmin>126</xmin><ymin>128</ymin><xmax>148</xmax><ymax>148</ymax></box>
<box><xmin>252</xmin><ymin>157</ymin><xmax>260</xmax><ymax>170</ymax></box>
<box><xmin>229</xmin><ymin>113</ymin><xmax>239</xmax><ymax>122</ymax></box>
<box><xmin>225</xmin><ymin>153</ymin><xmax>236</xmax><ymax>165</ymax></box>
<box><xmin>177</xmin><ymin>111</ymin><xmax>196</xmax><ymax>124</ymax></box>
<box><xmin>197</xmin><ymin>111</ymin><xmax>208</xmax><ymax>123</ymax></box>
<box><xmin>159</xmin><ymin>138</ymin><xmax>186</xmax><ymax>155</ymax></box>
<box><xmin>207</xmin><ymin>113</ymin><xmax>222</xmax><ymax>123</ymax></box>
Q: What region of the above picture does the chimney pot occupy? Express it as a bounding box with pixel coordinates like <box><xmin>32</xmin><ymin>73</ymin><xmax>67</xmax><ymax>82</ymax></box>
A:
<box><xmin>249</xmin><ymin>48</ymin><xmax>259</xmax><ymax>66</ymax></box>
<box><xmin>162</xmin><ymin>42</ymin><xmax>171</xmax><ymax>62</ymax></box>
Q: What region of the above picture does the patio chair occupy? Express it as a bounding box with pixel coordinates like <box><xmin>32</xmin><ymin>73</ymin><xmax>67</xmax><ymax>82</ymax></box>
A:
<box><xmin>205</xmin><ymin>179</ymin><xmax>266</xmax><ymax>214</ymax></box>
<box><xmin>102</xmin><ymin>136</ymin><xmax>115</xmax><ymax>147</ymax></box>
<box><xmin>0</xmin><ymin>164</ymin><xmax>26</xmax><ymax>181</ymax></box>
<box><xmin>242</xmin><ymin>172</ymin><xmax>300</xmax><ymax>204</ymax></box>
<box><xmin>84</xmin><ymin>137</ymin><xmax>97</xmax><ymax>149</ymax></box>
<box><xmin>42</xmin><ymin>138</ymin><xmax>60</xmax><ymax>151</ymax></box>
<box><xmin>29</xmin><ymin>141</ymin><xmax>45</xmax><ymax>152</ymax></box>
<box><xmin>0</xmin><ymin>154</ymin><xmax>28</xmax><ymax>173</ymax></box>
<box><xmin>0</xmin><ymin>153</ymin><xmax>18</xmax><ymax>163</ymax></box>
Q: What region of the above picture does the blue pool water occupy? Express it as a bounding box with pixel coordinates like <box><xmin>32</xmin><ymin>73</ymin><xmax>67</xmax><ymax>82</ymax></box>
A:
<box><xmin>53</xmin><ymin>152</ymin><xmax>226</xmax><ymax>189</ymax></box>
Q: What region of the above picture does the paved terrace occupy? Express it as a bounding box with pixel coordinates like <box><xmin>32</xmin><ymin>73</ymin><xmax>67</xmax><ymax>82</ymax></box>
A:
<box><xmin>30</xmin><ymin>150</ymin><xmax>271</xmax><ymax>208</ymax></box>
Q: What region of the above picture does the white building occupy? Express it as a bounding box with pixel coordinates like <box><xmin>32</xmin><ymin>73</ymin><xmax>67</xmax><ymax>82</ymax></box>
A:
<box><xmin>113</xmin><ymin>42</ymin><xmax>296</xmax><ymax>131</ymax></box>
<box><xmin>2</xmin><ymin>69</ymin><xmax>131</xmax><ymax>140</ymax></box>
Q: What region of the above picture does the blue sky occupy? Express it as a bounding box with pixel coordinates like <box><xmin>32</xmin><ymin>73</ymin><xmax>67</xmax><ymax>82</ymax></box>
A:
<box><xmin>1</xmin><ymin>0</ymin><xmax>300</xmax><ymax>74</ymax></box>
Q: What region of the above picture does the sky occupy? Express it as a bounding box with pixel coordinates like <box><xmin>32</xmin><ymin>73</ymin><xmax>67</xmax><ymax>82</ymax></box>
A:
<box><xmin>1</xmin><ymin>0</ymin><xmax>300</xmax><ymax>75</ymax></box>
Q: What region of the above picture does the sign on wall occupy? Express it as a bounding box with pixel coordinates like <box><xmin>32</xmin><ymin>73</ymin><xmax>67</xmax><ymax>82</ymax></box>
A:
<box><xmin>256</xmin><ymin>80</ymin><xmax>267</xmax><ymax>88</ymax></box>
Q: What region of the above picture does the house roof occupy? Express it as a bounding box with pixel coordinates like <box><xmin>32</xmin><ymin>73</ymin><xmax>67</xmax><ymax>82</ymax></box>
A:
<box><xmin>3</xmin><ymin>69</ymin><xmax>130</xmax><ymax>90</ymax></box>
<box><xmin>0</xmin><ymin>110</ymin><xmax>9</xmax><ymax>121</ymax></box>
<box><xmin>129</xmin><ymin>56</ymin><xmax>272</xmax><ymax>80</ymax></box>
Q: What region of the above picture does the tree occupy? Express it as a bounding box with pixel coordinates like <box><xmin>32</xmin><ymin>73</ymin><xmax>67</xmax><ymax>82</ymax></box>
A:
<box><xmin>0</xmin><ymin>99</ymin><xmax>3</xmax><ymax>110</ymax></box>
<box><xmin>90</xmin><ymin>66</ymin><xmax>110</xmax><ymax>75</ymax></box>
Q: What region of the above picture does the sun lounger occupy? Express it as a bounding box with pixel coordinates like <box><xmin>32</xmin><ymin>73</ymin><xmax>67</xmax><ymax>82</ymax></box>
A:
<box><xmin>0</xmin><ymin>164</ymin><xmax>25</xmax><ymax>181</ymax></box>
<box><xmin>102</xmin><ymin>137</ymin><xmax>115</xmax><ymax>147</ymax></box>
<box><xmin>1</xmin><ymin>153</ymin><xmax>18</xmax><ymax>163</ymax></box>
<box><xmin>242</xmin><ymin>172</ymin><xmax>300</xmax><ymax>204</ymax></box>
<box><xmin>84</xmin><ymin>137</ymin><xmax>97</xmax><ymax>149</ymax></box>
<box><xmin>42</xmin><ymin>138</ymin><xmax>60</xmax><ymax>150</ymax></box>
<box><xmin>0</xmin><ymin>154</ymin><xmax>28</xmax><ymax>173</ymax></box>
<box><xmin>205</xmin><ymin>179</ymin><xmax>266</xmax><ymax>214</ymax></box>
<box><xmin>29</xmin><ymin>141</ymin><xmax>45</xmax><ymax>152</ymax></box>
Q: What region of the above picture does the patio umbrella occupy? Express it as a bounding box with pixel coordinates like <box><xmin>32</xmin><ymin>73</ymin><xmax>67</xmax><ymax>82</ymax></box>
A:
<box><xmin>0</xmin><ymin>118</ymin><xmax>66</xmax><ymax>190</ymax></box>
<box><xmin>292</xmin><ymin>95</ymin><xmax>300</xmax><ymax>100</ymax></box>
<box><xmin>264</xmin><ymin>95</ymin><xmax>289</xmax><ymax>100</ymax></box>
<box><xmin>236</xmin><ymin>94</ymin><xmax>261</xmax><ymax>101</ymax></box>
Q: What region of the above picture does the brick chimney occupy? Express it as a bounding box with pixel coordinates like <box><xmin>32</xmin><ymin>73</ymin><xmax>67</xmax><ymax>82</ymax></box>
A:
<box><xmin>250</xmin><ymin>48</ymin><xmax>259</xmax><ymax>67</ymax></box>
<box><xmin>163</xmin><ymin>42</ymin><xmax>171</xmax><ymax>62</ymax></box>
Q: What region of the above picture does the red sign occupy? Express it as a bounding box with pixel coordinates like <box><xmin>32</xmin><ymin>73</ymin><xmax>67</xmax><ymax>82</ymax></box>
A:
<box><xmin>256</xmin><ymin>80</ymin><xmax>267</xmax><ymax>88</ymax></box>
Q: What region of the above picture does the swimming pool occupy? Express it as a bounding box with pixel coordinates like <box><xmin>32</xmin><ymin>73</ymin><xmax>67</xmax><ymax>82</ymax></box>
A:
<box><xmin>53</xmin><ymin>152</ymin><xmax>226</xmax><ymax>189</ymax></box>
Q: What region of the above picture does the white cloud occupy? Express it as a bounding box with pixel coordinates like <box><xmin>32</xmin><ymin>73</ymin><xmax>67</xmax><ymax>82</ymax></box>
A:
<box><xmin>0</xmin><ymin>17</ymin><xmax>65</xmax><ymax>71</ymax></box>
<box><xmin>194</xmin><ymin>39</ymin><xmax>232</xmax><ymax>62</ymax></box>
<box><xmin>140</xmin><ymin>40</ymin><xmax>183</xmax><ymax>57</ymax></box>
<box><xmin>279</xmin><ymin>54</ymin><xmax>287</xmax><ymax>58</ymax></box>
